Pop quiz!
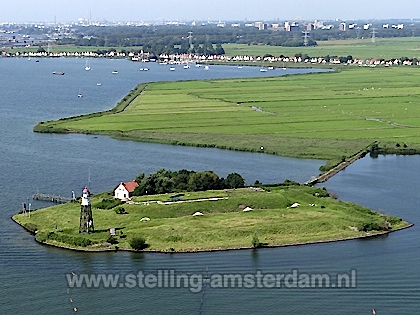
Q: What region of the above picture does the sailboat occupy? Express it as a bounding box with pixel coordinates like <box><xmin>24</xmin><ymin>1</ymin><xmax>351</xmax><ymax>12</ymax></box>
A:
<box><xmin>85</xmin><ymin>60</ymin><xmax>91</xmax><ymax>71</ymax></box>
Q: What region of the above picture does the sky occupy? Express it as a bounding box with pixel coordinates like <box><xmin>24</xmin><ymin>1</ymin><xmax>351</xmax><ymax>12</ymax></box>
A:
<box><xmin>1</xmin><ymin>0</ymin><xmax>419</xmax><ymax>23</ymax></box>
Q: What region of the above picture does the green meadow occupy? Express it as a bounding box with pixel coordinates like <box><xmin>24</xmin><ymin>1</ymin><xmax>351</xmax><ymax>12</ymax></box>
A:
<box><xmin>35</xmin><ymin>66</ymin><xmax>420</xmax><ymax>169</ymax></box>
<box><xmin>223</xmin><ymin>37</ymin><xmax>420</xmax><ymax>60</ymax></box>
<box><xmin>12</xmin><ymin>186</ymin><xmax>409</xmax><ymax>252</ymax></box>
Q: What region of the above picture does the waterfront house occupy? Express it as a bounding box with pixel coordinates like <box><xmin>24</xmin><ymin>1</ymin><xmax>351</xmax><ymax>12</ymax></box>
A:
<box><xmin>114</xmin><ymin>181</ymin><xmax>139</xmax><ymax>201</ymax></box>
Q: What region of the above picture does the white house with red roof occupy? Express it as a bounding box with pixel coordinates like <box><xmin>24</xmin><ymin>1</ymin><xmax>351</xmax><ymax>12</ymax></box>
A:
<box><xmin>114</xmin><ymin>181</ymin><xmax>139</xmax><ymax>200</ymax></box>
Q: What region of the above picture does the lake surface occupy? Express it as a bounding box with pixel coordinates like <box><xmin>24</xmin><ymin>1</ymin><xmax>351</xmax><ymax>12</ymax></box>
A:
<box><xmin>0</xmin><ymin>58</ymin><xmax>418</xmax><ymax>314</ymax></box>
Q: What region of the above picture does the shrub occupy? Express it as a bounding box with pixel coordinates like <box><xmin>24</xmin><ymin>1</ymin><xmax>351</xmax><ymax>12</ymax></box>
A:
<box><xmin>115</xmin><ymin>207</ymin><xmax>128</xmax><ymax>214</ymax></box>
<box><xmin>252</xmin><ymin>232</ymin><xmax>262</xmax><ymax>248</ymax></box>
<box><xmin>96</xmin><ymin>198</ymin><xmax>123</xmax><ymax>209</ymax></box>
<box><xmin>358</xmin><ymin>220</ymin><xmax>392</xmax><ymax>232</ymax></box>
<box><xmin>107</xmin><ymin>235</ymin><xmax>119</xmax><ymax>244</ymax></box>
<box><xmin>35</xmin><ymin>231</ymin><xmax>48</xmax><ymax>243</ymax></box>
<box><xmin>41</xmin><ymin>231</ymin><xmax>92</xmax><ymax>247</ymax></box>
<box><xmin>129</xmin><ymin>236</ymin><xmax>149</xmax><ymax>251</ymax></box>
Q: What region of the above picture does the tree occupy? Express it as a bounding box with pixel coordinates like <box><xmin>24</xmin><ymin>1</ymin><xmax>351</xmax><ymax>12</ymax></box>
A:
<box><xmin>173</xmin><ymin>169</ymin><xmax>195</xmax><ymax>191</ymax></box>
<box><xmin>215</xmin><ymin>43</ymin><xmax>225</xmax><ymax>55</ymax></box>
<box><xmin>225</xmin><ymin>173</ymin><xmax>245</xmax><ymax>189</ymax></box>
<box><xmin>187</xmin><ymin>171</ymin><xmax>220</xmax><ymax>191</ymax></box>
<box><xmin>129</xmin><ymin>236</ymin><xmax>149</xmax><ymax>251</ymax></box>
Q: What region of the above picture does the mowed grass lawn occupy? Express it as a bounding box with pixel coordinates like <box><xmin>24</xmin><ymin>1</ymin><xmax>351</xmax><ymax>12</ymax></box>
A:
<box><xmin>37</xmin><ymin>66</ymin><xmax>420</xmax><ymax>163</ymax></box>
<box><xmin>13</xmin><ymin>186</ymin><xmax>408</xmax><ymax>252</ymax></box>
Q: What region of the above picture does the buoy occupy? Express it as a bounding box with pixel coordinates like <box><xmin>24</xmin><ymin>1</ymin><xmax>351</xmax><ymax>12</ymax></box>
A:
<box><xmin>70</xmin><ymin>298</ymin><xmax>73</xmax><ymax>302</ymax></box>
<box><xmin>74</xmin><ymin>307</ymin><xmax>78</xmax><ymax>312</ymax></box>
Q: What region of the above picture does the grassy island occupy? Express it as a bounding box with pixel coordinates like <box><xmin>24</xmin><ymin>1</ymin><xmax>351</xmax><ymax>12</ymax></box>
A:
<box><xmin>34</xmin><ymin>66</ymin><xmax>420</xmax><ymax>171</ymax></box>
<box><xmin>13</xmin><ymin>185</ymin><xmax>410</xmax><ymax>252</ymax></box>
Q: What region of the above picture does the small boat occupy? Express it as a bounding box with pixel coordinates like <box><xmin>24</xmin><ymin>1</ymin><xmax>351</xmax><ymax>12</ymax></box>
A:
<box><xmin>78</xmin><ymin>93</ymin><xmax>83</xmax><ymax>98</ymax></box>
<box><xmin>204</xmin><ymin>65</ymin><xmax>210</xmax><ymax>70</ymax></box>
<box><xmin>96</xmin><ymin>83</ymin><xmax>102</xmax><ymax>86</ymax></box>
<box><xmin>112</xmin><ymin>70</ymin><xmax>118</xmax><ymax>74</ymax></box>
<box><xmin>259</xmin><ymin>68</ymin><xmax>268</xmax><ymax>72</ymax></box>
<box><xmin>52</xmin><ymin>71</ymin><xmax>65</xmax><ymax>75</ymax></box>
<box><xmin>183</xmin><ymin>64</ymin><xmax>190</xmax><ymax>69</ymax></box>
<box><xmin>139</xmin><ymin>68</ymin><xmax>149</xmax><ymax>71</ymax></box>
<box><xmin>169</xmin><ymin>67</ymin><xmax>175</xmax><ymax>71</ymax></box>
<box><xmin>85</xmin><ymin>60</ymin><xmax>91</xmax><ymax>71</ymax></box>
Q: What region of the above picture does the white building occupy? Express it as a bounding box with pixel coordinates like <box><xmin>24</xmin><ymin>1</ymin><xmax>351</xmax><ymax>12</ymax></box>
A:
<box><xmin>114</xmin><ymin>181</ymin><xmax>139</xmax><ymax>200</ymax></box>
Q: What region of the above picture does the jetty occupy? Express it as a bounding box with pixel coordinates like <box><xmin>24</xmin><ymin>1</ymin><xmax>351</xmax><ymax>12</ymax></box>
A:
<box><xmin>306</xmin><ymin>149</ymin><xmax>369</xmax><ymax>185</ymax></box>
<box><xmin>32</xmin><ymin>193</ymin><xmax>73</xmax><ymax>204</ymax></box>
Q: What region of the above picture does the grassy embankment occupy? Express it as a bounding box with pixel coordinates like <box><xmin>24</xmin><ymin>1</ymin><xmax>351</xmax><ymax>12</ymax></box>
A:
<box><xmin>35</xmin><ymin>66</ymin><xmax>420</xmax><ymax>171</ymax></box>
<box><xmin>12</xmin><ymin>185</ymin><xmax>410</xmax><ymax>252</ymax></box>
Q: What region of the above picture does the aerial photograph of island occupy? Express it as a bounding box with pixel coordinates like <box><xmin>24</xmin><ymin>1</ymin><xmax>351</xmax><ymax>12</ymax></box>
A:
<box><xmin>1</xmin><ymin>0</ymin><xmax>419</xmax><ymax>314</ymax></box>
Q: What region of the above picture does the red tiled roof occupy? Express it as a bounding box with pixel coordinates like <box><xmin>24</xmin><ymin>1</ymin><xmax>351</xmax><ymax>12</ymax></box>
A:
<box><xmin>123</xmin><ymin>181</ymin><xmax>139</xmax><ymax>193</ymax></box>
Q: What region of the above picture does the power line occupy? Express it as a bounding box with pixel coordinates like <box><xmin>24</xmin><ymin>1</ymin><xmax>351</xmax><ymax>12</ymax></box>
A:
<box><xmin>302</xmin><ymin>31</ymin><xmax>310</xmax><ymax>46</ymax></box>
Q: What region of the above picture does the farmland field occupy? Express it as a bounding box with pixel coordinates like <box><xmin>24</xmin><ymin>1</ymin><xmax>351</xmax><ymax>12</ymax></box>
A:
<box><xmin>35</xmin><ymin>66</ymin><xmax>420</xmax><ymax>168</ymax></box>
<box><xmin>223</xmin><ymin>37</ymin><xmax>420</xmax><ymax>60</ymax></box>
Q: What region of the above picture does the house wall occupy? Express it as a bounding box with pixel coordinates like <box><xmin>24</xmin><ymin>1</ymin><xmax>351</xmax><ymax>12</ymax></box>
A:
<box><xmin>114</xmin><ymin>184</ymin><xmax>129</xmax><ymax>200</ymax></box>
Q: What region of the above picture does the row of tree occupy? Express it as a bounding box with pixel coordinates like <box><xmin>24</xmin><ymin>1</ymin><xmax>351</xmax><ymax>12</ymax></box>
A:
<box><xmin>54</xmin><ymin>24</ymin><xmax>316</xmax><ymax>53</ymax></box>
<box><xmin>132</xmin><ymin>169</ymin><xmax>245</xmax><ymax>196</ymax></box>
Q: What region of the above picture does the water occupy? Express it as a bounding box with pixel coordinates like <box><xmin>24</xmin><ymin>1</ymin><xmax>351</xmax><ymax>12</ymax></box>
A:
<box><xmin>0</xmin><ymin>58</ymin><xmax>418</xmax><ymax>314</ymax></box>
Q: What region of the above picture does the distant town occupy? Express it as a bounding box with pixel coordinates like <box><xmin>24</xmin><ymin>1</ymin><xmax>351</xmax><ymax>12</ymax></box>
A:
<box><xmin>1</xmin><ymin>18</ymin><xmax>418</xmax><ymax>50</ymax></box>
<box><xmin>1</xmin><ymin>18</ymin><xmax>420</xmax><ymax>68</ymax></box>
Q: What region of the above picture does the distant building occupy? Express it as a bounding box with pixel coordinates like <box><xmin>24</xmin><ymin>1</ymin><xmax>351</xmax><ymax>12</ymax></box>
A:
<box><xmin>339</xmin><ymin>22</ymin><xmax>346</xmax><ymax>31</ymax></box>
<box><xmin>285</xmin><ymin>21</ymin><xmax>299</xmax><ymax>32</ymax></box>
<box><xmin>114</xmin><ymin>181</ymin><xmax>139</xmax><ymax>200</ymax></box>
<box><xmin>306</xmin><ymin>23</ymin><xmax>314</xmax><ymax>31</ymax></box>
<box><xmin>255</xmin><ymin>22</ymin><xmax>268</xmax><ymax>30</ymax></box>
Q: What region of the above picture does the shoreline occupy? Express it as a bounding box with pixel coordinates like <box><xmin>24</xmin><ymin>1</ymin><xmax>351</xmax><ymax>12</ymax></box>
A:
<box><xmin>11</xmin><ymin>216</ymin><xmax>413</xmax><ymax>254</ymax></box>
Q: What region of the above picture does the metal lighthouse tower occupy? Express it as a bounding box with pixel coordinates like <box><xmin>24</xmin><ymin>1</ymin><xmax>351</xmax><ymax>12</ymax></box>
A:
<box><xmin>79</xmin><ymin>187</ymin><xmax>94</xmax><ymax>233</ymax></box>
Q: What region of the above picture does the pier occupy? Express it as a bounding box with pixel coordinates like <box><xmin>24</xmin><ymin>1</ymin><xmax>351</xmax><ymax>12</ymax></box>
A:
<box><xmin>306</xmin><ymin>149</ymin><xmax>368</xmax><ymax>185</ymax></box>
<box><xmin>32</xmin><ymin>193</ymin><xmax>73</xmax><ymax>204</ymax></box>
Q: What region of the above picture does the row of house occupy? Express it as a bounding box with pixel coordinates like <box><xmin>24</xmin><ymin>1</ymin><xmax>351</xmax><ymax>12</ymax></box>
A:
<box><xmin>3</xmin><ymin>48</ymin><xmax>418</xmax><ymax>68</ymax></box>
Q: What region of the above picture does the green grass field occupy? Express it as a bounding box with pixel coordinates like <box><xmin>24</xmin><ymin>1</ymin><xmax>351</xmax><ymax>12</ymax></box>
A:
<box><xmin>13</xmin><ymin>186</ymin><xmax>408</xmax><ymax>252</ymax></box>
<box><xmin>35</xmin><ymin>66</ymin><xmax>420</xmax><ymax>169</ymax></box>
<box><xmin>223</xmin><ymin>37</ymin><xmax>420</xmax><ymax>60</ymax></box>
